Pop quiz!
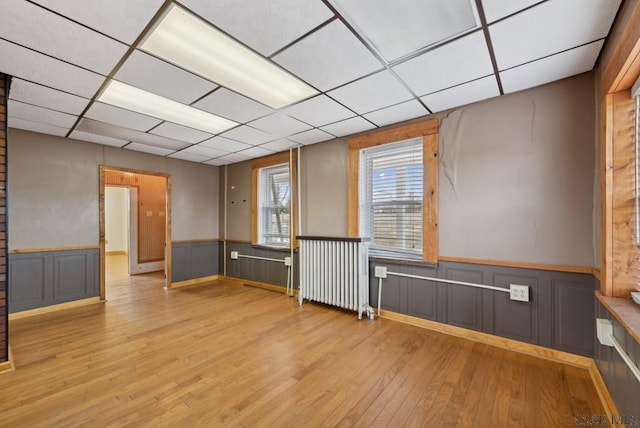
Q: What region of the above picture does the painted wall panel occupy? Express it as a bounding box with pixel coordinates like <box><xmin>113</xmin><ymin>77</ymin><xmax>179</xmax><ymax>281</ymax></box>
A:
<box><xmin>171</xmin><ymin>241</ymin><xmax>218</xmax><ymax>283</ymax></box>
<box><xmin>9</xmin><ymin>249</ymin><xmax>98</xmax><ymax>312</ymax></box>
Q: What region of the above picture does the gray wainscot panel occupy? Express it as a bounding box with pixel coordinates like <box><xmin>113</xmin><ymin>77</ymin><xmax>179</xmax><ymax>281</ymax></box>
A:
<box><xmin>369</xmin><ymin>259</ymin><xmax>597</xmax><ymax>357</ymax></box>
<box><xmin>224</xmin><ymin>242</ymin><xmax>295</xmax><ymax>288</ymax></box>
<box><xmin>9</xmin><ymin>248</ymin><xmax>99</xmax><ymax>313</ymax></box>
<box><xmin>594</xmin><ymin>299</ymin><xmax>640</xmax><ymax>422</ymax></box>
<box><xmin>171</xmin><ymin>241</ymin><xmax>219</xmax><ymax>283</ymax></box>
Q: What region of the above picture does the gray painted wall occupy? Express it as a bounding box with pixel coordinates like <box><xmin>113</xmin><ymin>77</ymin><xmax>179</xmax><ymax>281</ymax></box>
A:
<box><xmin>8</xmin><ymin>129</ymin><xmax>220</xmax><ymax>249</ymax></box>
<box><xmin>224</xmin><ymin>73</ymin><xmax>596</xmax><ymax>267</ymax></box>
<box><xmin>9</xmin><ymin>248</ymin><xmax>99</xmax><ymax>312</ymax></box>
<box><xmin>595</xmin><ymin>300</ymin><xmax>640</xmax><ymax>420</ymax></box>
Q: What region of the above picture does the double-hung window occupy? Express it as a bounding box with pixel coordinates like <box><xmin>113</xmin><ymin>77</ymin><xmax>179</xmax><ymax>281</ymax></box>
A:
<box><xmin>360</xmin><ymin>138</ymin><xmax>423</xmax><ymax>258</ymax></box>
<box><xmin>258</xmin><ymin>163</ymin><xmax>290</xmax><ymax>247</ymax></box>
<box><xmin>348</xmin><ymin>119</ymin><xmax>439</xmax><ymax>263</ymax></box>
<box><xmin>251</xmin><ymin>151</ymin><xmax>297</xmax><ymax>248</ymax></box>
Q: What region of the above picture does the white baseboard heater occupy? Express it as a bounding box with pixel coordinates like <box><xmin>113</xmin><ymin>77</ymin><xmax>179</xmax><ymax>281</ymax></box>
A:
<box><xmin>298</xmin><ymin>236</ymin><xmax>373</xmax><ymax>320</ymax></box>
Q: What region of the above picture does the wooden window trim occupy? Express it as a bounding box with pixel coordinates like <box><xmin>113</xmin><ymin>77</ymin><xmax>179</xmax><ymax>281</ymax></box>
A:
<box><xmin>348</xmin><ymin>118</ymin><xmax>439</xmax><ymax>263</ymax></box>
<box><xmin>251</xmin><ymin>151</ymin><xmax>298</xmax><ymax>249</ymax></box>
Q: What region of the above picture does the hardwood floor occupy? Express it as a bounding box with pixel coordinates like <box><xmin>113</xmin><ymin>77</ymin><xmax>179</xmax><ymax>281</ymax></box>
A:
<box><xmin>1</xmin><ymin>256</ymin><xmax>604</xmax><ymax>427</ymax></box>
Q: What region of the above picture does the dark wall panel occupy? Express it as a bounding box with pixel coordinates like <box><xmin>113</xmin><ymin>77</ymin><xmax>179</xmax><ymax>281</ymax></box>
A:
<box><xmin>369</xmin><ymin>259</ymin><xmax>597</xmax><ymax>357</ymax></box>
<box><xmin>594</xmin><ymin>299</ymin><xmax>640</xmax><ymax>421</ymax></box>
<box><xmin>9</xmin><ymin>248</ymin><xmax>99</xmax><ymax>313</ymax></box>
<box><xmin>171</xmin><ymin>241</ymin><xmax>219</xmax><ymax>283</ymax></box>
<box><xmin>224</xmin><ymin>242</ymin><xmax>293</xmax><ymax>288</ymax></box>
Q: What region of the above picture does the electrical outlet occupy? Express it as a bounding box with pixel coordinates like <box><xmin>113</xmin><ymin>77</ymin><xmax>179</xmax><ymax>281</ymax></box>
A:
<box><xmin>284</xmin><ymin>257</ymin><xmax>292</xmax><ymax>266</ymax></box>
<box><xmin>509</xmin><ymin>284</ymin><xmax>529</xmax><ymax>302</ymax></box>
<box><xmin>230</xmin><ymin>251</ymin><xmax>238</xmax><ymax>260</ymax></box>
<box><xmin>374</xmin><ymin>266</ymin><xmax>387</xmax><ymax>278</ymax></box>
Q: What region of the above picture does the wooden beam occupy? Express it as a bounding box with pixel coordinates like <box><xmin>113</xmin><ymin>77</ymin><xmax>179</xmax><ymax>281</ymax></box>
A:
<box><xmin>423</xmin><ymin>133</ymin><xmax>438</xmax><ymax>263</ymax></box>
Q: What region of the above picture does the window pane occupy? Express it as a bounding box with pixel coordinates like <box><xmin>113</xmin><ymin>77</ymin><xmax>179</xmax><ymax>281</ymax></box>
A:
<box><xmin>360</xmin><ymin>138</ymin><xmax>423</xmax><ymax>257</ymax></box>
<box><xmin>259</xmin><ymin>163</ymin><xmax>290</xmax><ymax>246</ymax></box>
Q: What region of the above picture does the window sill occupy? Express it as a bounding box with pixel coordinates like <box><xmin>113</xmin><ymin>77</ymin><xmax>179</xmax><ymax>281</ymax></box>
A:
<box><xmin>596</xmin><ymin>291</ymin><xmax>640</xmax><ymax>344</ymax></box>
<box><xmin>252</xmin><ymin>244</ymin><xmax>296</xmax><ymax>253</ymax></box>
<box><xmin>369</xmin><ymin>255</ymin><xmax>438</xmax><ymax>269</ymax></box>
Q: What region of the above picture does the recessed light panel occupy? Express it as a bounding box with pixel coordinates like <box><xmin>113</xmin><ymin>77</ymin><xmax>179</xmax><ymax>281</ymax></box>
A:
<box><xmin>140</xmin><ymin>4</ymin><xmax>318</xmax><ymax>108</ymax></box>
<box><xmin>98</xmin><ymin>80</ymin><xmax>237</xmax><ymax>134</ymax></box>
<box><xmin>329</xmin><ymin>0</ymin><xmax>478</xmax><ymax>62</ymax></box>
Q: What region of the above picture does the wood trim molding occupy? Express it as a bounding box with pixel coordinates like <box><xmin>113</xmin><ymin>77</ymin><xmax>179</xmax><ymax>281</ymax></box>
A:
<box><xmin>380</xmin><ymin>310</ymin><xmax>593</xmax><ymax>369</ymax></box>
<box><xmin>588</xmin><ymin>359</ymin><xmax>620</xmax><ymax>421</ymax></box>
<box><xmin>596</xmin><ymin>291</ymin><xmax>640</xmax><ymax>344</ymax></box>
<box><xmin>8</xmin><ymin>297</ymin><xmax>103</xmax><ymax>321</ymax></box>
<box><xmin>221</xmin><ymin>276</ymin><xmax>297</xmax><ymax>297</ymax></box>
<box><xmin>347</xmin><ymin>144</ymin><xmax>359</xmax><ymax>237</ymax></box>
<box><xmin>106</xmin><ymin>251</ymin><xmax>128</xmax><ymax>256</ymax></box>
<box><xmin>423</xmin><ymin>133</ymin><xmax>438</xmax><ymax>263</ymax></box>
<box><xmin>168</xmin><ymin>275</ymin><xmax>219</xmax><ymax>289</ymax></box>
<box><xmin>438</xmin><ymin>255</ymin><xmax>594</xmax><ymax>275</ymax></box>
<box><xmin>9</xmin><ymin>245</ymin><xmax>100</xmax><ymax>254</ymax></box>
<box><xmin>592</xmin><ymin>268</ymin><xmax>602</xmax><ymax>281</ymax></box>
<box><xmin>171</xmin><ymin>239</ymin><xmax>219</xmax><ymax>244</ymax></box>
<box><xmin>0</xmin><ymin>347</ymin><xmax>15</xmax><ymax>375</ymax></box>
<box><xmin>222</xmin><ymin>239</ymin><xmax>252</xmax><ymax>244</ymax></box>
<box><xmin>601</xmin><ymin>0</ymin><xmax>640</xmax><ymax>94</ymax></box>
<box><xmin>348</xmin><ymin>118</ymin><xmax>439</xmax><ymax>150</ymax></box>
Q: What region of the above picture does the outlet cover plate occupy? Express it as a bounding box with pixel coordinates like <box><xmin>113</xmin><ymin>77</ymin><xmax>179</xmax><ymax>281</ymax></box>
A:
<box><xmin>509</xmin><ymin>284</ymin><xmax>529</xmax><ymax>302</ymax></box>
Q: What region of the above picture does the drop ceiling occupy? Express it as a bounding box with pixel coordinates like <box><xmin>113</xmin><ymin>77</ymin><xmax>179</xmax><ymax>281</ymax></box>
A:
<box><xmin>0</xmin><ymin>0</ymin><xmax>622</xmax><ymax>165</ymax></box>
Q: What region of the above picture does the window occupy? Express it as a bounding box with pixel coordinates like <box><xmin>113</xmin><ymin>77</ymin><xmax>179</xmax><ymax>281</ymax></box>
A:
<box><xmin>360</xmin><ymin>138</ymin><xmax>423</xmax><ymax>258</ymax></box>
<box><xmin>258</xmin><ymin>163</ymin><xmax>290</xmax><ymax>246</ymax></box>
<box><xmin>251</xmin><ymin>151</ymin><xmax>298</xmax><ymax>248</ymax></box>
<box><xmin>348</xmin><ymin>119</ymin><xmax>439</xmax><ymax>263</ymax></box>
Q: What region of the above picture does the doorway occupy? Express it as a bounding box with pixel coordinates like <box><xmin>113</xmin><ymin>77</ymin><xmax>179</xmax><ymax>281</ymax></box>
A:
<box><xmin>99</xmin><ymin>166</ymin><xmax>172</xmax><ymax>299</ymax></box>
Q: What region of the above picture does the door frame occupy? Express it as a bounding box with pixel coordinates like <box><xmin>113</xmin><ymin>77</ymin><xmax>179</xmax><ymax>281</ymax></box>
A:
<box><xmin>99</xmin><ymin>165</ymin><xmax>172</xmax><ymax>299</ymax></box>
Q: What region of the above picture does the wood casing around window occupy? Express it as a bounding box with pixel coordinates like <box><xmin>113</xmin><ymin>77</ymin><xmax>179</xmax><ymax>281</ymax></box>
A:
<box><xmin>347</xmin><ymin>118</ymin><xmax>439</xmax><ymax>263</ymax></box>
<box><xmin>251</xmin><ymin>151</ymin><xmax>298</xmax><ymax>248</ymax></box>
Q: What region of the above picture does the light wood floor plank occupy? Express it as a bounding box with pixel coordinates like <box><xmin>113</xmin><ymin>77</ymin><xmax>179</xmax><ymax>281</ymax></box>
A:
<box><xmin>0</xmin><ymin>255</ymin><xmax>605</xmax><ymax>426</ymax></box>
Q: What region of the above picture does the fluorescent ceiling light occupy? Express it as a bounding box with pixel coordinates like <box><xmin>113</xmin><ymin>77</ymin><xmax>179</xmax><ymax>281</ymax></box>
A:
<box><xmin>329</xmin><ymin>0</ymin><xmax>478</xmax><ymax>63</ymax></box>
<box><xmin>98</xmin><ymin>80</ymin><xmax>237</xmax><ymax>134</ymax></box>
<box><xmin>140</xmin><ymin>4</ymin><xmax>318</xmax><ymax>109</ymax></box>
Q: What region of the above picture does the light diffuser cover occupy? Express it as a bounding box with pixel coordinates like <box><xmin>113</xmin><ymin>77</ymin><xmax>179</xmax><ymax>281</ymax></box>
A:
<box><xmin>141</xmin><ymin>4</ymin><xmax>318</xmax><ymax>108</ymax></box>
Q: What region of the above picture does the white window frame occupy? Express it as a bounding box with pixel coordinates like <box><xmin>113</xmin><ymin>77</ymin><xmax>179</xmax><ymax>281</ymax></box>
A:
<box><xmin>258</xmin><ymin>162</ymin><xmax>291</xmax><ymax>247</ymax></box>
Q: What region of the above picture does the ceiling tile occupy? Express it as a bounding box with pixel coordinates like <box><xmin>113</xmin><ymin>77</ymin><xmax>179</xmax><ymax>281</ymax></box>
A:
<box><xmin>284</xmin><ymin>95</ymin><xmax>355</xmax><ymax>127</ymax></box>
<box><xmin>182</xmin><ymin>145</ymin><xmax>229</xmax><ymax>158</ymax></box>
<box><xmin>249</xmin><ymin>113</ymin><xmax>311</xmax><ymax>137</ymax></box>
<box><xmin>30</xmin><ymin>0</ymin><xmax>165</xmax><ymax>44</ymax></box>
<box><xmin>320</xmin><ymin>116</ymin><xmax>375</xmax><ymax>137</ymax></box>
<box><xmin>85</xmin><ymin>102</ymin><xmax>162</xmax><ymax>132</ymax></box>
<box><xmin>0</xmin><ymin>1</ymin><xmax>127</xmax><ymax>75</ymax></box>
<box><xmin>330</xmin><ymin>0</ymin><xmax>478</xmax><ymax>62</ymax></box>
<box><xmin>9</xmin><ymin>100</ymin><xmax>78</xmax><ymax>129</ymax></box>
<box><xmin>500</xmin><ymin>40</ymin><xmax>604</xmax><ymax>94</ymax></box>
<box><xmin>420</xmin><ymin>76</ymin><xmax>500</xmax><ymax>112</ymax></box>
<box><xmin>481</xmin><ymin>0</ymin><xmax>541</xmax><ymax>23</ymax></box>
<box><xmin>288</xmin><ymin>128</ymin><xmax>335</xmax><ymax>145</ymax></box>
<box><xmin>237</xmin><ymin>146</ymin><xmax>276</xmax><ymax>158</ymax></box>
<box><xmin>150</xmin><ymin>122</ymin><xmax>213</xmax><ymax>144</ymax></box>
<box><xmin>9</xmin><ymin>117</ymin><xmax>69</xmax><ymax>137</ymax></box>
<box><xmin>168</xmin><ymin>151</ymin><xmax>211</xmax><ymax>163</ymax></box>
<box><xmin>392</xmin><ymin>31</ymin><xmax>494</xmax><ymax>96</ymax></box>
<box><xmin>76</xmin><ymin>118</ymin><xmax>190</xmax><ymax>151</ymax></box>
<box><xmin>0</xmin><ymin>39</ymin><xmax>105</xmax><ymax>98</ymax></box>
<box><xmin>328</xmin><ymin>70</ymin><xmax>413</xmax><ymax>114</ymax></box>
<box><xmin>273</xmin><ymin>20</ymin><xmax>383</xmax><ymax>91</ymax></box>
<box><xmin>126</xmin><ymin>143</ymin><xmax>174</xmax><ymax>156</ymax></box>
<box><xmin>215</xmin><ymin>153</ymin><xmax>252</xmax><ymax>164</ymax></box>
<box><xmin>260</xmin><ymin>139</ymin><xmax>298</xmax><ymax>152</ymax></box>
<box><xmin>115</xmin><ymin>51</ymin><xmax>217</xmax><ymax>104</ymax></box>
<box><xmin>489</xmin><ymin>0</ymin><xmax>621</xmax><ymax>70</ymax></box>
<box><xmin>363</xmin><ymin>99</ymin><xmax>428</xmax><ymax>127</ymax></box>
<box><xmin>180</xmin><ymin>0</ymin><xmax>334</xmax><ymax>56</ymax></box>
<box><xmin>204</xmin><ymin>158</ymin><xmax>230</xmax><ymax>166</ymax></box>
<box><xmin>9</xmin><ymin>79</ymin><xmax>89</xmax><ymax>115</ymax></box>
<box><xmin>193</xmin><ymin>88</ymin><xmax>274</xmax><ymax>123</ymax></box>
<box><xmin>199</xmin><ymin>136</ymin><xmax>252</xmax><ymax>152</ymax></box>
<box><xmin>68</xmin><ymin>130</ymin><xmax>128</xmax><ymax>147</ymax></box>
<box><xmin>221</xmin><ymin>125</ymin><xmax>276</xmax><ymax>145</ymax></box>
